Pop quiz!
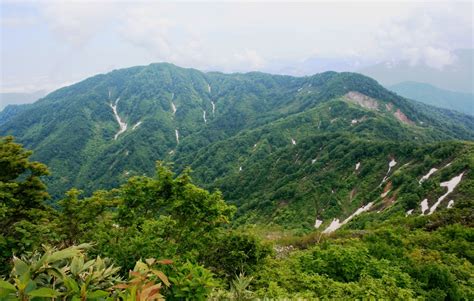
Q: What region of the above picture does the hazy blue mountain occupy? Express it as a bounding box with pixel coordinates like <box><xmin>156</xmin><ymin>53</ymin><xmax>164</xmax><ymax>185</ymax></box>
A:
<box><xmin>360</xmin><ymin>49</ymin><xmax>474</xmax><ymax>93</ymax></box>
<box><xmin>389</xmin><ymin>81</ymin><xmax>474</xmax><ymax>116</ymax></box>
<box><xmin>0</xmin><ymin>90</ymin><xmax>46</xmax><ymax>110</ymax></box>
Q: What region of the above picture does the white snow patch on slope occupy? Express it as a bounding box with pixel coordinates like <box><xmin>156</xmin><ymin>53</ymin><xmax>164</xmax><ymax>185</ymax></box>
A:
<box><xmin>211</xmin><ymin>101</ymin><xmax>215</xmax><ymax>116</ymax></box>
<box><xmin>291</xmin><ymin>138</ymin><xmax>296</xmax><ymax>145</ymax></box>
<box><xmin>447</xmin><ymin>200</ymin><xmax>454</xmax><ymax>209</ymax></box>
<box><xmin>239</xmin><ymin>166</ymin><xmax>242</xmax><ymax>172</ymax></box>
<box><xmin>132</xmin><ymin>121</ymin><xmax>142</xmax><ymax>130</ymax></box>
<box><xmin>419</xmin><ymin>168</ymin><xmax>438</xmax><ymax>184</ymax></box>
<box><xmin>420</xmin><ymin>199</ymin><xmax>429</xmax><ymax>215</ymax></box>
<box><xmin>406</xmin><ymin>209</ymin><xmax>414</xmax><ymax>216</ymax></box>
<box><xmin>314</xmin><ymin>219</ymin><xmax>323</xmax><ymax>229</ymax></box>
<box><xmin>323</xmin><ymin>219</ymin><xmax>341</xmax><ymax>234</ymax></box>
<box><xmin>381</xmin><ymin>190</ymin><xmax>390</xmax><ymax>198</ymax></box>
<box><xmin>110</xmin><ymin>98</ymin><xmax>128</xmax><ymax>140</ymax></box>
<box><xmin>175</xmin><ymin>129</ymin><xmax>180</xmax><ymax>144</ymax></box>
<box><xmin>171</xmin><ymin>102</ymin><xmax>177</xmax><ymax>115</ymax></box>
<box><xmin>323</xmin><ymin>202</ymin><xmax>373</xmax><ymax>234</ymax></box>
<box><xmin>381</xmin><ymin>158</ymin><xmax>397</xmax><ymax>184</ymax></box>
<box><xmin>428</xmin><ymin>172</ymin><xmax>463</xmax><ymax>215</ymax></box>
<box><xmin>312</xmin><ymin>159</ymin><xmax>317</xmax><ymax>164</ymax></box>
<box><xmin>207</xmin><ymin>84</ymin><xmax>211</xmax><ymax>93</ymax></box>
<box><xmin>203</xmin><ymin>110</ymin><xmax>207</xmax><ymax>123</ymax></box>
<box><xmin>355</xmin><ymin>162</ymin><xmax>361</xmax><ymax>171</ymax></box>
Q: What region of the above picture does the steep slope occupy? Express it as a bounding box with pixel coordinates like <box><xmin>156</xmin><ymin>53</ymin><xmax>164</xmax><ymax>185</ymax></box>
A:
<box><xmin>389</xmin><ymin>81</ymin><xmax>474</xmax><ymax>116</ymax></box>
<box><xmin>1</xmin><ymin>63</ymin><xmax>473</xmax><ymax>229</ymax></box>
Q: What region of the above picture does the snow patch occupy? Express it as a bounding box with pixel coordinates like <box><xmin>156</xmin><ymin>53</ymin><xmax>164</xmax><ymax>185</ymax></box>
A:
<box><xmin>311</xmin><ymin>159</ymin><xmax>317</xmax><ymax>164</ymax></box>
<box><xmin>381</xmin><ymin>190</ymin><xmax>390</xmax><ymax>198</ymax></box>
<box><xmin>420</xmin><ymin>199</ymin><xmax>429</xmax><ymax>215</ymax></box>
<box><xmin>419</xmin><ymin>168</ymin><xmax>438</xmax><ymax>184</ymax></box>
<box><xmin>447</xmin><ymin>200</ymin><xmax>454</xmax><ymax>209</ymax></box>
<box><xmin>239</xmin><ymin>166</ymin><xmax>242</xmax><ymax>172</ymax></box>
<box><xmin>203</xmin><ymin>110</ymin><xmax>207</xmax><ymax>123</ymax></box>
<box><xmin>351</xmin><ymin>119</ymin><xmax>358</xmax><ymax>125</ymax></box>
<box><xmin>132</xmin><ymin>121</ymin><xmax>142</xmax><ymax>130</ymax></box>
<box><xmin>211</xmin><ymin>101</ymin><xmax>216</xmax><ymax>116</ymax></box>
<box><xmin>406</xmin><ymin>209</ymin><xmax>414</xmax><ymax>216</ymax></box>
<box><xmin>381</xmin><ymin>159</ymin><xmax>397</xmax><ymax>184</ymax></box>
<box><xmin>322</xmin><ymin>202</ymin><xmax>373</xmax><ymax>234</ymax></box>
<box><xmin>110</xmin><ymin>98</ymin><xmax>128</xmax><ymax>140</ymax></box>
<box><xmin>291</xmin><ymin>138</ymin><xmax>296</xmax><ymax>145</ymax></box>
<box><xmin>207</xmin><ymin>84</ymin><xmax>211</xmax><ymax>93</ymax></box>
<box><xmin>314</xmin><ymin>219</ymin><xmax>323</xmax><ymax>229</ymax></box>
<box><xmin>171</xmin><ymin>102</ymin><xmax>177</xmax><ymax>115</ymax></box>
<box><xmin>175</xmin><ymin>129</ymin><xmax>180</xmax><ymax>144</ymax></box>
<box><xmin>428</xmin><ymin>172</ymin><xmax>463</xmax><ymax>215</ymax></box>
<box><xmin>355</xmin><ymin>162</ymin><xmax>361</xmax><ymax>171</ymax></box>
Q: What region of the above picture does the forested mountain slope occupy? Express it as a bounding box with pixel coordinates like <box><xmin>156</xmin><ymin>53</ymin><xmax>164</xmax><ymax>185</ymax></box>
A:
<box><xmin>1</xmin><ymin>63</ymin><xmax>473</xmax><ymax>230</ymax></box>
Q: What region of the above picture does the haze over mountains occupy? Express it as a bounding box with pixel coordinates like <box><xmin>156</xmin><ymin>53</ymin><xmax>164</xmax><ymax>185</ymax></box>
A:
<box><xmin>361</xmin><ymin>49</ymin><xmax>474</xmax><ymax>94</ymax></box>
<box><xmin>389</xmin><ymin>81</ymin><xmax>474</xmax><ymax>116</ymax></box>
<box><xmin>1</xmin><ymin>63</ymin><xmax>472</xmax><ymax>230</ymax></box>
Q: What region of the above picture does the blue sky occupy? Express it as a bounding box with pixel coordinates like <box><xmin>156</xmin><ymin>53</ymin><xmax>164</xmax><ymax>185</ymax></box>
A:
<box><xmin>1</xmin><ymin>0</ymin><xmax>472</xmax><ymax>93</ymax></box>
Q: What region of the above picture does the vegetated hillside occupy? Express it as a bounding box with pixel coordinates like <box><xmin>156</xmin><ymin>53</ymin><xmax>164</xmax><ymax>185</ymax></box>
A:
<box><xmin>1</xmin><ymin>63</ymin><xmax>473</xmax><ymax>230</ymax></box>
<box><xmin>1</xmin><ymin>136</ymin><xmax>472</xmax><ymax>300</ymax></box>
<box><xmin>389</xmin><ymin>81</ymin><xmax>474</xmax><ymax>116</ymax></box>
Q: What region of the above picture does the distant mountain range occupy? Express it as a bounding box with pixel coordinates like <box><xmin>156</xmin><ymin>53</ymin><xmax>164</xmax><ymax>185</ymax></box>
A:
<box><xmin>1</xmin><ymin>63</ymin><xmax>473</xmax><ymax>230</ymax></box>
<box><xmin>360</xmin><ymin>49</ymin><xmax>473</xmax><ymax>94</ymax></box>
<box><xmin>389</xmin><ymin>81</ymin><xmax>474</xmax><ymax>116</ymax></box>
<box><xmin>0</xmin><ymin>90</ymin><xmax>46</xmax><ymax>111</ymax></box>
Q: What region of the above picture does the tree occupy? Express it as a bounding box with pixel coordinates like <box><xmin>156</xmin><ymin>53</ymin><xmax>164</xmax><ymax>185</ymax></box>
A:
<box><xmin>0</xmin><ymin>136</ymin><xmax>55</xmax><ymax>273</ymax></box>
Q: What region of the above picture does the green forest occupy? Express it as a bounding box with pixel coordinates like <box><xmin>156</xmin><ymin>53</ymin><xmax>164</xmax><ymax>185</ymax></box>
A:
<box><xmin>1</xmin><ymin>136</ymin><xmax>473</xmax><ymax>300</ymax></box>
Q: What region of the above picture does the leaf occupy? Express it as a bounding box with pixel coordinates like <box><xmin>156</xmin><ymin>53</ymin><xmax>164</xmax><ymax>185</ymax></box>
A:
<box><xmin>0</xmin><ymin>280</ymin><xmax>16</xmax><ymax>292</ymax></box>
<box><xmin>63</xmin><ymin>276</ymin><xmax>80</xmax><ymax>293</ymax></box>
<box><xmin>151</xmin><ymin>270</ymin><xmax>170</xmax><ymax>287</ymax></box>
<box><xmin>28</xmin><ymin>287</ymin><xmax>61</xmax><ymax>298</ymax></box>
<box><xmin>156</xmin><ymin>259</ymin><xmax>173</xmax><ymax>265</ymax></box>
<box><xmin>47</xmin><ymin>247</ymin><xmax>82</xmax><ymax>262</ymax></box>
<box><xmin>145</xmin><ymin>258</ymin><xmax>155</xmax><ymax>266</ymax></box>
<box><xmin>86</xmin><ymin>290</ymin><xmax>110</xmax><ymax>299</ymax></box>
<box><xmin>12</xmin><ymin>258</ymin><xmax>29</xmax><ymax>276</ymax></box>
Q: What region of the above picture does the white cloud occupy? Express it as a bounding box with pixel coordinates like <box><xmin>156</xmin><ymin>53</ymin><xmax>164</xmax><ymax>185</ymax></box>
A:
<box><xmin>40</xmin><ymin>2</ymin><xmax>116</xmax><ymax>47</ymax></box>
<box><xmin>371</xmin><ymin>2</ymin><xmax>472</xmax><ymax>69</ymax></box>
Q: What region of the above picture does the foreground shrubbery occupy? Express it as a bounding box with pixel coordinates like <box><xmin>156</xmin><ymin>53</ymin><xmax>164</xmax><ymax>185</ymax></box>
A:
<box><xmin>1</xmin><ymin>136</ymin><xmax>473</xmax><ymax>300</ymax></box>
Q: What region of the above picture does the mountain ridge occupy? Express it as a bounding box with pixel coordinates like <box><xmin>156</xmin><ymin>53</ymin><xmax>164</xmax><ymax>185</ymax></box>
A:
<box><xmin>1</xmin><ymin>63</ymin><xmax>473</xmax><ymax>230</ymax></box>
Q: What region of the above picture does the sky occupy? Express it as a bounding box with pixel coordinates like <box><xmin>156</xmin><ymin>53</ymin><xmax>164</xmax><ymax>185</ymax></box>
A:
<box><xmin>0</xmin><ymin>0</ymin><xmax>473</xmax><ymax>93</ymax></box>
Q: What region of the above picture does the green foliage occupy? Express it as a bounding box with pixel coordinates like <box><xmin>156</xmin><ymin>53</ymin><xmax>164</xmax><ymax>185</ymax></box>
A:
<box><xmin>0</xmin><ymin>136</ymin><xmax>57</xmax><ymax>273</ymax></box>
<box><xmin>202</xmin><ymin>231</ymin><xmax>271</xmax><ymax>279</ymax></box>
<box><xmin>167</xmin><ymin>261</ymin><xmax>217</xmax><ymax>300</ymax></box>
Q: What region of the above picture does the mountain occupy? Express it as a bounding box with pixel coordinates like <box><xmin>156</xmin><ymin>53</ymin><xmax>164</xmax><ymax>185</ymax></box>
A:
<box><xmin>0</xmin><ymin>90</ymin><xmax>46</xmax><ymax>111</ymax></box>
<box><xmin>1</xmin><ymin>63</ymin><xmax>473</xmax><ymax>230</ymax></box>
<box><xmin>360</xmin><ymin>49</ymin><xmax>474</xmax><ymax>93</ymax></box>
<box><xmin>388</xmin><ymin>81</ymin><xmax>474</xmax><ymax>116</ymax></box>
